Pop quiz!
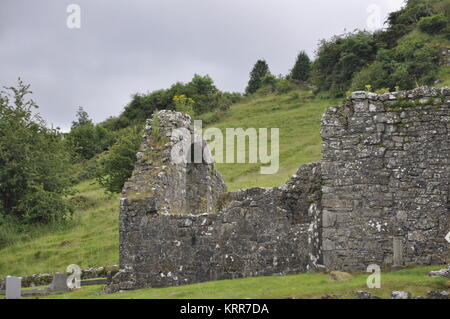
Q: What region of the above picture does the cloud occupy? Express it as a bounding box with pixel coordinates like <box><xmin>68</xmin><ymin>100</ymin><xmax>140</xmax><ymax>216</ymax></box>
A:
<box><xmin>0</xmin><ymin>0</ymin><xmax>403</xmax><ymax>131</ymax></box>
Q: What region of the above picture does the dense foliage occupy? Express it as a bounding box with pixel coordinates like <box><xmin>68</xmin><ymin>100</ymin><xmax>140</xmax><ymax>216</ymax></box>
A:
<box><xmin>313</xmin><ymin>0</ymin><xmax>448</xmax><ymax>96</ymax></box>
<box><xmin>105</xmin><ymin>74</ymin><xmax>241</xmax><ymax>130</ymax></box>
<box><xmin>95</xmin><ymin>126</ymin><xmax>143</xmax><ymax>193</ymax></box>
<box><xmin>0</xmin><ymin>80</ymin><xmax>73</xmax><ymax>224</ymax></box>
<box><xmin>418</xmin><ymin>13</ymin><xmax>449</xmax><ymax>35</ymax></box>
<box><xmin>351</xmin><ymin>36</ymin><xmax>440</xmax><ymax>91</ymax></box>
<box><xmin>312</xmin><ymin>31</ymin><xmax>377</xmax><ymax>97</ymax></box>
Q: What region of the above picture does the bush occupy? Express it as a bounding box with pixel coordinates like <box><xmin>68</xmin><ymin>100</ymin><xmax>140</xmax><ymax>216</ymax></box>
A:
<box><xmin>418</xmin><ymin>14</ymin><xmax>448</xmax><ymax>34</ymax></box>
<box><xmin>173</xmin><ymin>94</ymin><xmax>195</xmax><ymax>117</ymax></box>
<box><xmin>96</xmin><ymin>126</ymin><xmax>143</xmax><ymax>193</ymax></box>
<box><xmin>351</xmin><ymin>38</ymin><xmax>440</xmax><ymax>91</ymax></box>
<box><xmin>275</xmin><ymin>79</ymin><xmax>298</xmax><ymax>94</ymax></box>
<box><xmin>261</xmin><ymin>74</ymin><xmax>277</xmax><ymax>92</ymax></box>
<box><xmin>313</xmin><ymin>31</ymin><xmax>377</xmax><ymax>96</ymax></box>
<box><xmin>65</xmin><ymin>108</ymin><xmax>116</xmax><ymax>161</ymax></box>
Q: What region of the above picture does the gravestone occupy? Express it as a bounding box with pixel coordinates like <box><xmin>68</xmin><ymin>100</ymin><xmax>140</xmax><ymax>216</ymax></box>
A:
<box><xmin>393</xmin><ymin>237</ymin><xmax>404</xmax><ymax>267</ymax></box>
<box><xmin>5</xmin><ymin>276</ymin><xmax>21</xmax><ymax>299</ymax></box>
<box><xmin>48</xmin><ymin>273</ymin><xmax>69</xmax><ymax>292</ymax></box>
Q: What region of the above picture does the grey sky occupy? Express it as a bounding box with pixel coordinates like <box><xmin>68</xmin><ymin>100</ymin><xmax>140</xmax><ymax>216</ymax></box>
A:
<box><xmin>0</xmin><ymin>0</ymin><xmax>404</xmax><ymax>131</ymax></box>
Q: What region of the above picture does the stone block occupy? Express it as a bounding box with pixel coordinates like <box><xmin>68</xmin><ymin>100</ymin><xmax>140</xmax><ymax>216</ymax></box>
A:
<box><xmin>5</xmin><ymin>276</ymin><xmax>21</xmax><ymax>299</ymax></box>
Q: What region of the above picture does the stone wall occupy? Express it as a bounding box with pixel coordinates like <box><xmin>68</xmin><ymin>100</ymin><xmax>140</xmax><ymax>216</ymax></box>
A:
<box><xmin>321</xmin><ymin>87</ymin><xmax>449</xmax><ymax>271</ymax></box>
<box><xmin>108</xmin><ymin>88</ymin><xmax>449</xmax><ymax>292</ymax></box>
<box><xmin>107</xmin><ymin>110</ymin><xmax>323</xmax><ymax>292</ymax></box>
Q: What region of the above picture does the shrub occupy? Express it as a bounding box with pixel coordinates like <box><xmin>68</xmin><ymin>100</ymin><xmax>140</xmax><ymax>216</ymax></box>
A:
<box><xmin>275</xmin><ymin>79</ymin><xmax>298</xmax><ymax>94</ymax></box>
<box><xmin>351</xmin><ymin>38</ymin><xmax>440</xmax><ymax>91</ymax></box>
<box><xmin>261</xmin><ymin>74</ymin><xmax>277</xmax><ymax>92</ymax></box>
<box><xmin>313</xmin><ymin>31</ymin><xmax>377</xmax><ymax>97</ymax></box>
<box><xmin>173</xmin><ymin>94</ymin><xmax>195</xmax><ymax>117</ymax></box>
<box><xmin>96</xmin><ymin>126</ymin><xmax>143</xmax><ymax>193</ymax></box>
<box><xmin>418</xmin><ymin>14</ymin><xmax>448</xmax><ymax>34</ymax></box>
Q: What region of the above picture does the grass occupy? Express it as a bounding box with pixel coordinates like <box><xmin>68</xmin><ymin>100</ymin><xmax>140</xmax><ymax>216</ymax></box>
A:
<box><xmin>0</xmin><ymin>180</ymin><xmax>119</xmax><ymax>278</ymax></box>
<box><xmin>436</xmin><ymin>66</ymin><xmax>450</xmax><ymax>87</ymax></box>
<box><xmin>21</xmin><ymin>265</ymin><xmax>448</xmax><ymax>299</ymax></box>
<box><xmin>200</xmin><ymin>89</ymin><xmax>339</xmax><ymax>191</ymax></box>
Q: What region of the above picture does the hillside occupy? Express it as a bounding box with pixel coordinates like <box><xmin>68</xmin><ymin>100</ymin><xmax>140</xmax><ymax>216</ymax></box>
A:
<box><xmin>200</xmin><ymin>90</ymin><xmax>339</xmax><ymax>191</ymax></box>
<box><xmin>0</xmin><ymin>88</ymin><xmax>337</xmax><ymax>278</ymax></box>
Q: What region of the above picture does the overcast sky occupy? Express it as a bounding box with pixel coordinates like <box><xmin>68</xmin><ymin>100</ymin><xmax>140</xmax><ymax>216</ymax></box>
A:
<box><xmin>0</xmin><ymin>0</ymin><xmax>404</xmax><ymax>131</ymax></box>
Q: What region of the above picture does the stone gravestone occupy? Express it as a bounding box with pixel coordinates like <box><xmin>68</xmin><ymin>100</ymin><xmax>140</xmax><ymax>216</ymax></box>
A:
<box><xmin>48</xmin><ymin>273</ymin><xmax>69</xmax><ymax>292</ymax></box>
<box><xmin>5</xmin><ymin>276</ymin><xmax>21</xmax><ymax>299</ymax></box>
<box><xmin>393</xmin><ymin>237</ymin><xmax>404</xmax><ymax>267</ymax></box>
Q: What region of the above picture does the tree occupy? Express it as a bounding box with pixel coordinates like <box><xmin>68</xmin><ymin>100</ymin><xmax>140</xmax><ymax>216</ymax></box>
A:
<box><xmin>245</xmin><ymin>60</ymin><xmax>270</xmax><ymax>95</ymax></box>
<box><xmin>71</xmin><ymin>106</ymin><xmax>92</xmax><ymax>129</ymax></box>
<box><xmin>290</xmin><ymin>51</ymin><xmax>311</xmax><ymax>82</ymax></box>
<box><xmin>0</xmin><ymin>80</ymin><xmax>73</xmax><ymax>224</ymax></box>
<box><xmin>66</xmin><ymin>106</ymin><xmax>116</xmax><ymax>160</ymax></box>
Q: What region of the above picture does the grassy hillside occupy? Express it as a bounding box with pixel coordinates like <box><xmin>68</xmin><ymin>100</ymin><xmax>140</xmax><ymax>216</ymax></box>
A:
<box><xmin>0</xmin><ymin>89</ymin><xmax>336</xmax><ymax>278</ymax></box>
<box><xmin>201</xmin><ymin>90</ymin><xmax>339</xmax><ymax>191</ymax></box>
<box><xmin>0</xmin><ymin>181</ymin><xmax>119</xmax><ymax>277</ymax></box>
<box><xmin>23</xmin><ymin>266</ymin><xmax>449</xmax><ymax>299</ymax></box>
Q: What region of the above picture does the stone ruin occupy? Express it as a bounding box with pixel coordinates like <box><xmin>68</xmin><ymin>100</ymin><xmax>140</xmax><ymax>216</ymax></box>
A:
<box><xmin>106</xmin><ymin>87</ymin><xmax>449</xmax><ymax>292</ymax></box>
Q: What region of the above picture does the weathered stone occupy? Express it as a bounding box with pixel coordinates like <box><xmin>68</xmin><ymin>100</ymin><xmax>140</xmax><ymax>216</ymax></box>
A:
<box><xmin>391</xmin><ymin>291</ymin><xmax>411</xmax><ymax>299</ymax></box>
<box><xmin>321</xmin><ymin>87</ymin><xmax>449</xmax><ymax>271</ymax></box>
<box><xmin>428</xmin><ymin>267</ymin><xmax>450</xmax><ymax>278</ymax></box>
<box><xmin>5</xmin><ymin>276</ymin><xmax>21</xmax><ymax>299</ymax></box>
<box><xmin>107</xmin><ymin>110</ymin><xmax>323</xmax><ymax>292</ymax></box>
<box><xmin>355</xmin><ymin>291</ymin><xmax>372</xmax><ymax>299</ymax></box>
<box><xmin>48</xmin><ymin>273</ymin><xmax>69</xmax><ymax>292</ymax></box>
<box><xmin>427</xmin><ymin>290</ymin><xmax>449</xmax><ymax>299</ymax></box>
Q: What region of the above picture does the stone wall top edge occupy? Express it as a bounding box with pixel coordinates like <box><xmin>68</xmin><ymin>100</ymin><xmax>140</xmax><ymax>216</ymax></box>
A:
<box><xmin>349</xmin><ymin>86</ymin><xmax>450</xmax><ymax>101</ymax></box>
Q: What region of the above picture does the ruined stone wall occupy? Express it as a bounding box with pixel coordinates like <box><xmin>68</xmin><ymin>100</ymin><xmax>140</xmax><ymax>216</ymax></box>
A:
<box><xmin>107</xmin><ymin>110</ymin><xmax>323</xmax><ymax>291</ymax></box>
<box><xmin>110</xmin><ymin>163</ymin><xmax>322</xmax><ymax>291</ymax></box>
<box><xmin>122</xmin><ymin>110</ymin><xmax>226</xmax><ymax>216</ymax></box>
<box><xmin>108</xmin><ymin>88</ymin><xmax>449</xmax><ymax>292</ymax></box>
<box><xmin>321</xmin><ymin>87</ymin><xmax>450</xmax><ymax>271</ymax></box>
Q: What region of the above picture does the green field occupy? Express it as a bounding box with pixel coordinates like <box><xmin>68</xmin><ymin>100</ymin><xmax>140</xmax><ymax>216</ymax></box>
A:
<box><xmin>21</xmin><ymin>266</ymin><xmax>449</xmax><ymax>299</ymax></box>
<box><xmin>0</xmin><ymin>180</ymin><xmax>119</xmax><ymax>277</ymax></box>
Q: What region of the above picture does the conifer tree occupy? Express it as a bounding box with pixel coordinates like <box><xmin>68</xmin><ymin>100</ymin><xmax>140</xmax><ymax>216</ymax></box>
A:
<box><xmin>290</xmin><ymin>51</ymin><xmax>311</xmax><ymax>82</ymax></box>
<box><xmin>245</xmin><ymin>60</ymin><xmax>270</xmax><ymax>95</ymax></box>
